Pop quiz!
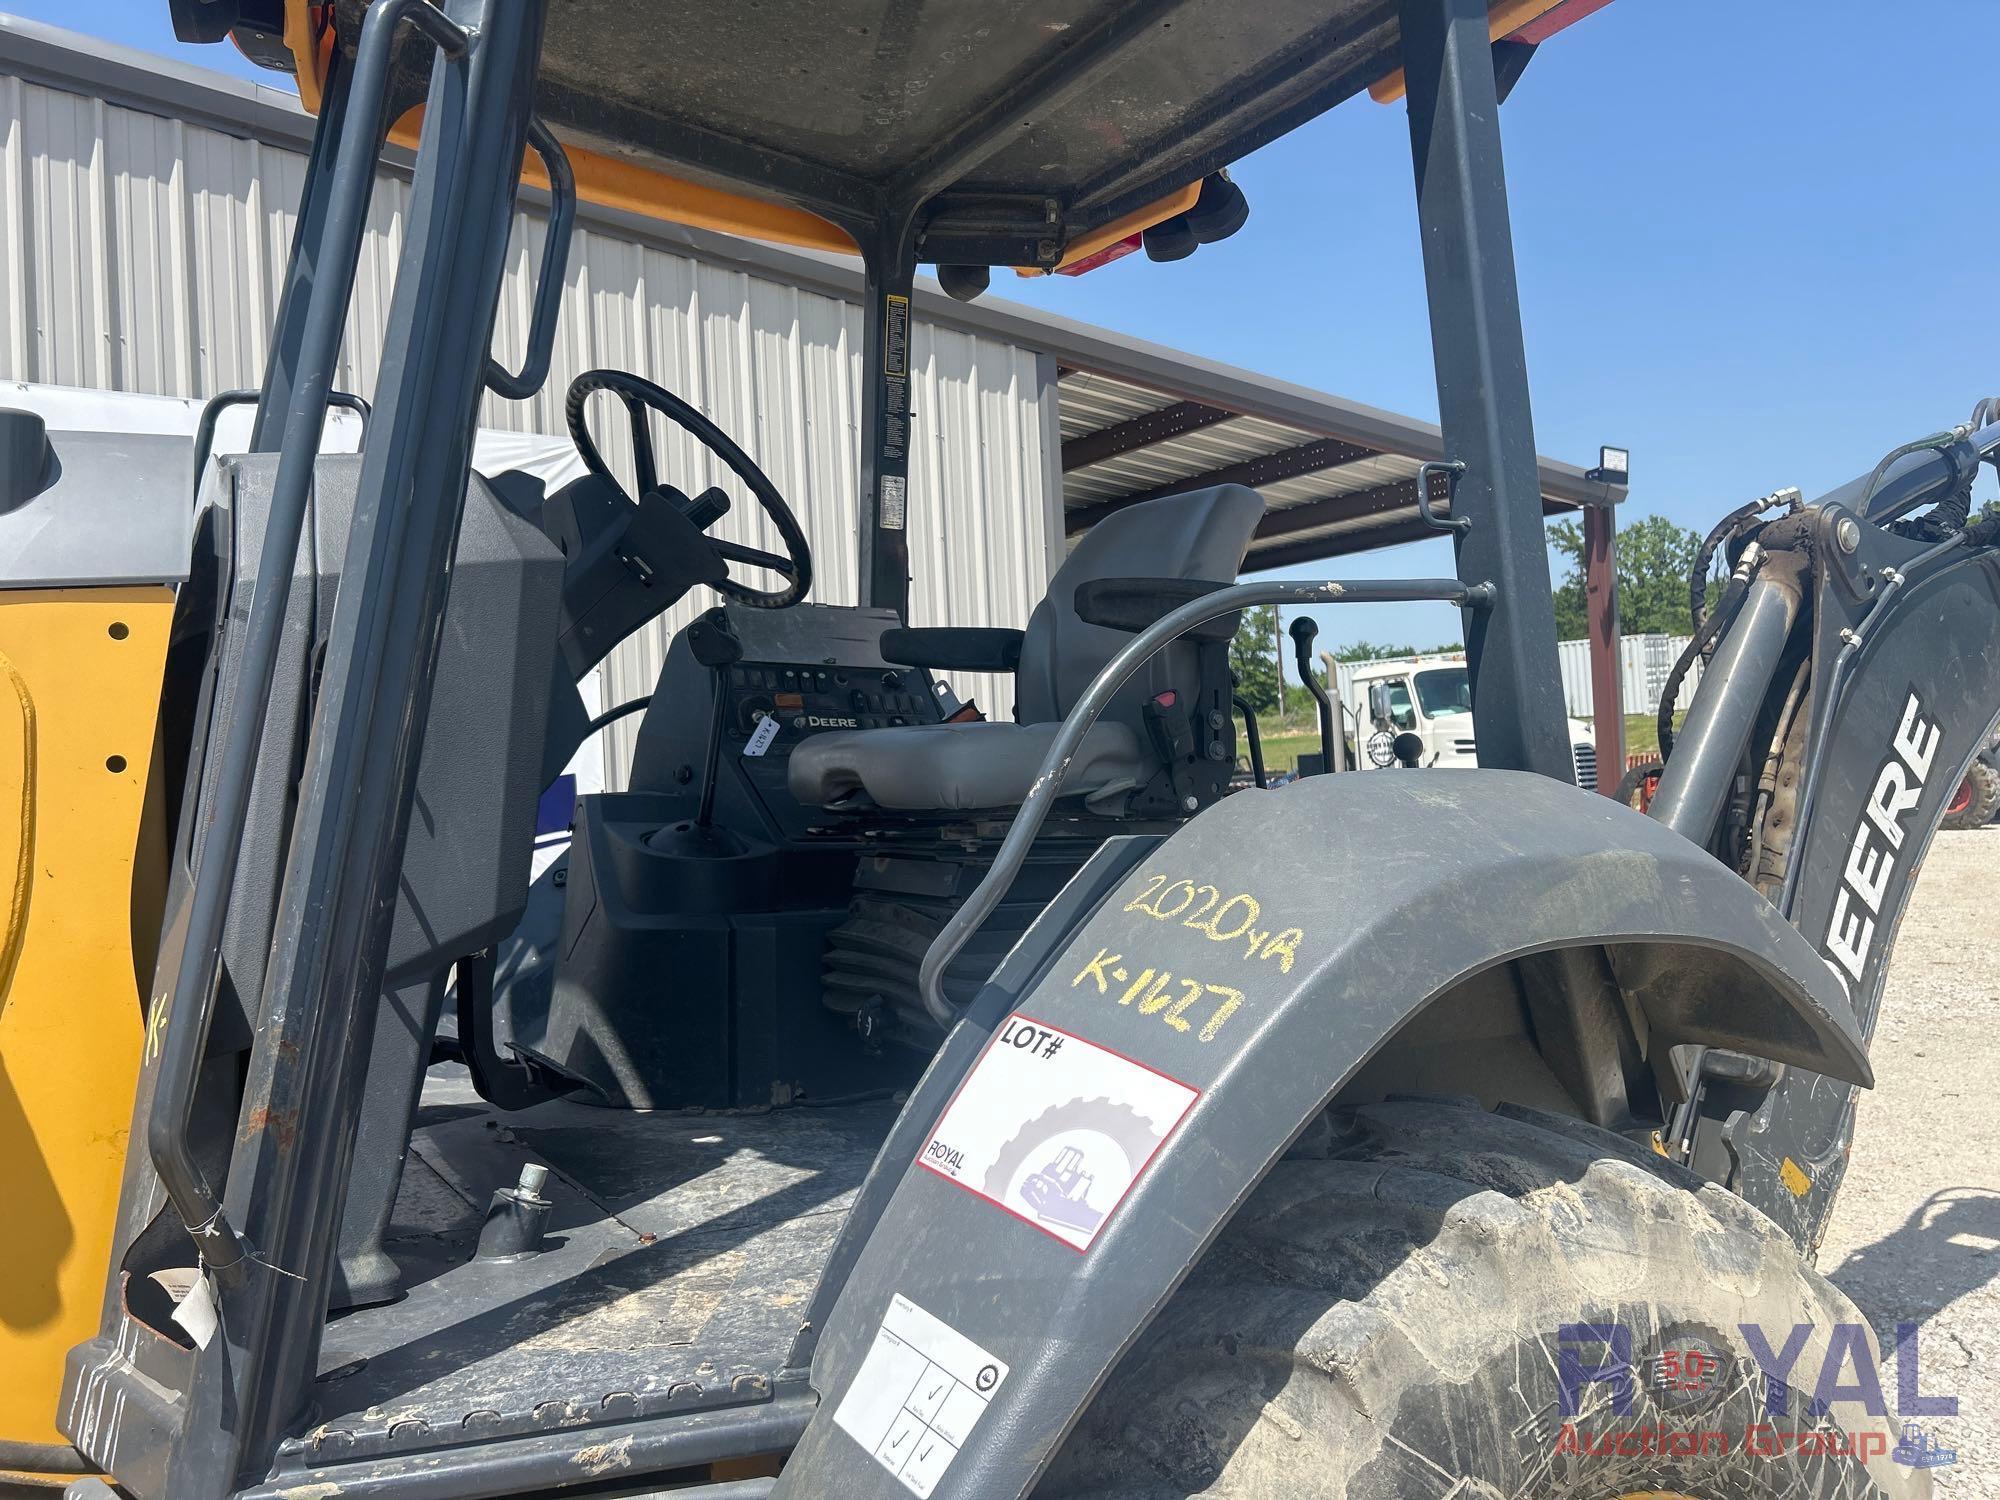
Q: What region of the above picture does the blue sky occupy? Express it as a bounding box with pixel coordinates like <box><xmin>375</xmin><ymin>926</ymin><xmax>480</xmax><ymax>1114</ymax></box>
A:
<box><xmin>8</xmin><ymin>0</ymin><xmax>1998</xmax><ymax>652</ymax></box>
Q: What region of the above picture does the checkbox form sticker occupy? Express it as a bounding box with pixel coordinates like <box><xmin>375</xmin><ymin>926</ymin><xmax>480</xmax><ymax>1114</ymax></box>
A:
<box><xmin>832</xmin><ymin>1294</ymin><xmax>1010</xmax><ymax>1496</ymax></box>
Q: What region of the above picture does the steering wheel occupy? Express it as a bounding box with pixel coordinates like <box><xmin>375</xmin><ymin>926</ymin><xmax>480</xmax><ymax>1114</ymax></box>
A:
<box><xmin>565</xmin><ymin>368</ymin><xmax>812</xmax><ymax>609</ymax></box>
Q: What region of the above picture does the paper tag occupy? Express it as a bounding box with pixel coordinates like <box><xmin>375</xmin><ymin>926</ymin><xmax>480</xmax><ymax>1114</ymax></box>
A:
<box><xmin>833</xmin><ymin>1294</ymin><xmax>1008</xmax><ymax>1497</ymax></box>
<box><xmin>880</xmin><ymin>475</ymin><xmax>907</xmax><ymax>531</ymax></box>
<box><xmin>743</xmin><ymin>713</ymin><xmax>781</xmax><ymax>757</ymax></box>
<box><xmin>171</xmin><ymin>1274</ymin><xmax>220</xmax><ymax>1349</ymax></box>
<box><xmin>917</xmin><ymin>1015</ymin><xmax>1197</xmax><ymax>1251</ymax></box>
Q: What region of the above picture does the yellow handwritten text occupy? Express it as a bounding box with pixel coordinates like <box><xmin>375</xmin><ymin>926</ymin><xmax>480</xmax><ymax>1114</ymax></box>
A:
<box><xmin>1071</xmin><ymin>948</ymin><xmax>1245</xmax><ymax>1042</ymax></box>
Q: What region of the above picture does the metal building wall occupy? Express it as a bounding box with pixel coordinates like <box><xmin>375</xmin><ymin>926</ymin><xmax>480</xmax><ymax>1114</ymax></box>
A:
<box><xmin>1556</xmin><ymin>633</ymin><xmax>1701</xmax><ymax>718</ymax></box>
<box><xmin>0</xmin><ymin>69</ymin><xmax>1059</xmax><ymax>783</ymax></box>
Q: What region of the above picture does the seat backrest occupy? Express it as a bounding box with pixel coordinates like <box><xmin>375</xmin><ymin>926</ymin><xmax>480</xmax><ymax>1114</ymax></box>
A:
<box><xmin>1015</xmin><ymin>483</ymin><xmax>1264</xmax><ymax>730</ymax></box>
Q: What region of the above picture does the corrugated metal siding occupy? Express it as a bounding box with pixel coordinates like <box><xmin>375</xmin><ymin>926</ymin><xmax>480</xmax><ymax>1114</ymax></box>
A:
<box><xmin>1557</xmin><ymin>633</ymin><xmax>1702</xmax><ymax>718</ymax></box>
<box><xmin>0</xmin><ymin>72</ymin><xmax>1058</xmax><ymax>785</ymax></box>
<box><xmin>1059</xmin><ymin>367</ymin><xmax>1428</xmax><ymax>553</ymax></box>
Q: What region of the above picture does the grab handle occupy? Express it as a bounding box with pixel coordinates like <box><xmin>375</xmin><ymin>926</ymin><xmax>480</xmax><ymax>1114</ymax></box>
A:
<box><xmin>485</xmin><ymin>117</ymin><xmax>575</xmax><ymax>401</ymax></box>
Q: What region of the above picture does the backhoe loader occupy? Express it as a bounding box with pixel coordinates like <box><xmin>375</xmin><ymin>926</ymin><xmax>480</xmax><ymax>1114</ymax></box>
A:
<box><xmin>3</xmin><ymin>1</ymin><xmax>1997</xmax><ymax>1496</ymax></box>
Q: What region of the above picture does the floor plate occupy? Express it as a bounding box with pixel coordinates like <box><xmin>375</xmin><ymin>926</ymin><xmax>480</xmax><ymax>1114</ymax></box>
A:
<box><xmin>294</xmin><ymin>1069</ymin><xmax>897</xmax><ymax>1462</ymax></box>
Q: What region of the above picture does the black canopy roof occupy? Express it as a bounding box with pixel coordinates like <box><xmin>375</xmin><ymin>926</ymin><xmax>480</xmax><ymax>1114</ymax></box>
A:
<box><xmin>400</xmin><ymin>0</ymin><xmax>1430</xmax><ymax>265</ymax></box>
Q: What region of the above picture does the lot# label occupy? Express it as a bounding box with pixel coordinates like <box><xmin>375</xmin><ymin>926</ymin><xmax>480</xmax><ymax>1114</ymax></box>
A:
<box><xmin>918</xmin><ymin>1015</ymin><xmax>1198</xmax><ymax>1251</ymax></box>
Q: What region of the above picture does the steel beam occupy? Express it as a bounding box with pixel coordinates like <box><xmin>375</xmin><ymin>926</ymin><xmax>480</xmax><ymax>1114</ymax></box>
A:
<box><xmin>1065</xmin><ymin>435</ymin><xmax>1374</xmax><ymax>532</ymax></box>
<box><xmin>1060</xmin><ymin>399</ymin><xmax>1232</xmax><ymax>472</ymax></box>
<box><xmin>1242</xmin><ymin>494</ymin><xmax>1577</xmax><ymax>571</ymax></box>
<box><xmin>1583</xmin><ymin>502</ymin><xmax>1625</xmax><ymax>790</ymax></box>
<box><xmin>252</xmin><ymin>50</ymin><xmax>353</xmax><ymax>449</ymax></box>
<box><xmin>1245</xmin><ymin>529</ymin><xmax>1423</xmax><ymax>571</ymax></box>
<box><xmin>1400</xmin><ymin>0</ymin><xmax>1573</xmax><ymax>780</ymax></box>
<box><xmin>1252</xmin><ymin>476</ymin><xmax>1424</xmax><ymax>540</ymax></box>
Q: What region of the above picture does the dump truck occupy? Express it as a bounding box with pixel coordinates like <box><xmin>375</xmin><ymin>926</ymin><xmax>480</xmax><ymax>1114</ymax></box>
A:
<box><xmin>3</xmin><ymin>1</ymin><xmax>1996</xmax><ymax>1497</ymax></box>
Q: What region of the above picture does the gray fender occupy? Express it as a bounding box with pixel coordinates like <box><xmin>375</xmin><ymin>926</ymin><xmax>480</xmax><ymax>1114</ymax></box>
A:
<box><xmin>775</xmin><ymin>770</ymin><xmax>1868</xmax><ymax>1500</ymax></box>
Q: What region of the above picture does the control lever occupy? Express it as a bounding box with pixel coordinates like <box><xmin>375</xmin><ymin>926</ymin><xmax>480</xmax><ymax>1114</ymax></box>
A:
<box><xmin>685</xmin><ymin>611</ymin><xmax>744</xmax><ymax>832</ymax></box>
<box><xmin>1232</xmin><ymin>692</ymin><xmax>1266</xmax><ymax>788</ymax></box>
<box><xmin>1288</xmin><ymin>616</ymin><xmax>1337</xmax><ymax>776</ymax></box>
<box><xmin>1142</xmin><ymin>690</ymin><xmax>1199</xmax><ymax>812</ymax></box>
<box><xmin>676</xmin><ymin>484</ymin><xmax>731</xmax><ymax>531</ymax></box>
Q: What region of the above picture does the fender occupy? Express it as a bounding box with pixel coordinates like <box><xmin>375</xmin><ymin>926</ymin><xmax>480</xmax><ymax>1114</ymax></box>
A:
<box><xmin>774</xmin><ymin>770</ymin><xmax>1868</xmax><ymax>1500</ymax></box>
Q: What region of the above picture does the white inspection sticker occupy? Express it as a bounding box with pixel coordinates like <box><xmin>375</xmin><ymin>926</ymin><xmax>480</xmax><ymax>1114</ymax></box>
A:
<box><xmin>833</xmin><ymin>1294</ymin><xmax>1008</xmax><ymax>1497</ymax></box>
<box><xmin>880</xmin><ymin>474</ymin><xmax>907</xmax><ymax>530</ymax></box>
<box><xmin>742</xmin><ymin>712</ymin><xmax>781</xmax><ymax>757</ymax></box>
<box><xmin>917</xmin><ymin>1015</ymin><xmax>1198</xmax><ymax>1251</ymax></box>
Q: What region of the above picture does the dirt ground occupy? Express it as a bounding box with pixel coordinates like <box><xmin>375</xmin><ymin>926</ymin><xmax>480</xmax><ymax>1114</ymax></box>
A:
<box><xmin>1819</xmin><ymin>827</ymin><xmax>2000</xmax><ymax>1494</ymax></box>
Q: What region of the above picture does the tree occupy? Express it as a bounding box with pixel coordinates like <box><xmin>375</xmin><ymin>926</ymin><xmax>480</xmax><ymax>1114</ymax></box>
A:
<box><xmin>1229</xmin><ymin>604</ymin><xmax>1284</xmax><ymax>714</ymax></box>
<box><xmin>1549</xmin><ymin>513</ymin><xmax>1703</xmax><ymax>641</ymax></box>
<box><xmin>1328</xmin><ymin>640</ymin><xmax>1456</xmax><ymax>664</ymax></box>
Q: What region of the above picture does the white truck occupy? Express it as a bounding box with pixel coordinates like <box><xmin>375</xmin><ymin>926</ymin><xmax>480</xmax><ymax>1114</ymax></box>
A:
<box><xmin>1327</xmin><ymin>651</ymin><xmax>1601</xmax><ymax>789</ymax></box>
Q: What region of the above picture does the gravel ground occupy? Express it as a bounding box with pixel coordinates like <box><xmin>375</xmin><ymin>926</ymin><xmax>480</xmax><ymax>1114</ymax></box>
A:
<box><xmin>1820</xmin><ymin>826</ymin><xmax>2000</xmax><ymax>1494</ymax></box>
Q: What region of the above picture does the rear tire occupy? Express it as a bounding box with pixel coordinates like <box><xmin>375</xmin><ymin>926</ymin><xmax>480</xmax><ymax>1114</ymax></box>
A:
<box><xmin>1941</xmin><ymin>757</ymin><xmax>1999</xmax><ymax>830</ymax></box>
<box><xmin>1044</xmin><ymin>1099</ymin><xmax>1923</xmax><ymax>1499</ymax></box>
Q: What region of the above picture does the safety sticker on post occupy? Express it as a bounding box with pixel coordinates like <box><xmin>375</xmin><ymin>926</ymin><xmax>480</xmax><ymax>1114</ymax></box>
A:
<box><xmin>833</xmin><ymin>1294</ymin><xmax>1008</xmax><ymax>1497</ymax></box>
<box><xmin>879</xmin><ymin>474</ymin><xmax>907</xmax><ymax>530</ymax></box>
<box><xmin>917</xmin><ymin>1015</ymin><xmax>1198</xmax><ymax>1251</ymax></box>
<box><xmin>883</xmin><ymin>293</ymin><xmax>911</xmax><ymax>377</ymax></box>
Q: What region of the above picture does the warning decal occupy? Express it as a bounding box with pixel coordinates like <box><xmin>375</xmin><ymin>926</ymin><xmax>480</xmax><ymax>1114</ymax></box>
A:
<box><xmin>917</xmin><ymin>1015</ymin><xmax>1198</xmax><ymax>1251</ymax></box>
<box><xmin>833</xmin><ymin>1294</ymin><xmax>1008</xmax><ymax>1497</ymax></box>
<box><xmin>883</xmin><ymin>293</ymin><xmax>911</xmax><ymax>376</ymax></box>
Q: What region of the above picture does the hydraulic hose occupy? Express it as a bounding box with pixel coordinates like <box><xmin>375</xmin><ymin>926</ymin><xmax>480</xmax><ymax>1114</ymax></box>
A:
<box><xmin>584</xmin><ymin>694</ymin><xmax>652</xmax><ymax>738</ymax></box>
<box><xmin>1610</xmin><ymin>759</ymin><xmax>1663</xmax><ymax>808</ymax></box>
<box><xmin>1813</xmin><ymin>418</ymin><xmax>2000</xmax><ymax>530</ymax></box>
<box><xmin>1858</xmin><ymin>429</ymin><xmax>1969</xmax><ymax>532</ymax></box>
<box><xmin>1690</xmin><ymin>488</ymin><xmax>1798</xmax><ymax>634</ymax></box>
<box><xmin>1661</xmin><ymin>545</ymin><xmax>1761</xmax><ymax>761</ymax></box>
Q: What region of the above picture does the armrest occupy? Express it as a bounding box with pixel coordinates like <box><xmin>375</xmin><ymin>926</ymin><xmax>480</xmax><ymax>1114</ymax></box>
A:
<box><xmin>1073</xmin><ymin>577</ymin><xmax>1239</xmax><ymax>641</ymax></box>
<box><xmin>879</xmin><ymin>626</ymin><xmax>1025</xmax><ymax>673</ymax></box>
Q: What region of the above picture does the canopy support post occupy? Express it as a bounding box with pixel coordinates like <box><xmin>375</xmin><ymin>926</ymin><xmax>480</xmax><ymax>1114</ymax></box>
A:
<box><xmin>1584</xmin><ymin>500</ymin><xmax>1625</xmax><ymax>788</ymax></box>
<box><xmin>858</xmin><ymin>218</ymin><xmax>918</xmax><ymax>619</ymax></box>
<box><xmin>252</xmin><ymin>49</ymin><xmax>356</xmax><ymax>450</ymax></box>
<box><xmin>1400</xmin><ymin>0</ymin><xmax>1573</xmax><ymax>781</ymax></box>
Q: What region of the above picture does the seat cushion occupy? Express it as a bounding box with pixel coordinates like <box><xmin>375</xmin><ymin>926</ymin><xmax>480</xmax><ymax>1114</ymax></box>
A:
<box><xmin>787</xmin><ymin>720</ymin><xmax>1149</xmax><ymax>813</ymax></box>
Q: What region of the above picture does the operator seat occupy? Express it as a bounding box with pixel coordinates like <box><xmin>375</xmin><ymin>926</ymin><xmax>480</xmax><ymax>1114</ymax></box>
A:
<box><xmin>788</xmin><ymin>484</ymin><xmax>1264</xmax><ymax>814</ymax></box>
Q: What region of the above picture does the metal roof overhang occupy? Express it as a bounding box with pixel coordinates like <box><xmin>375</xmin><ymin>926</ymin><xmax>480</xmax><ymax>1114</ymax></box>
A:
<box><xmin>1054</xmin><ymin>354</ymin><xmax>1621</xmax><ymax>571</ymax></box>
